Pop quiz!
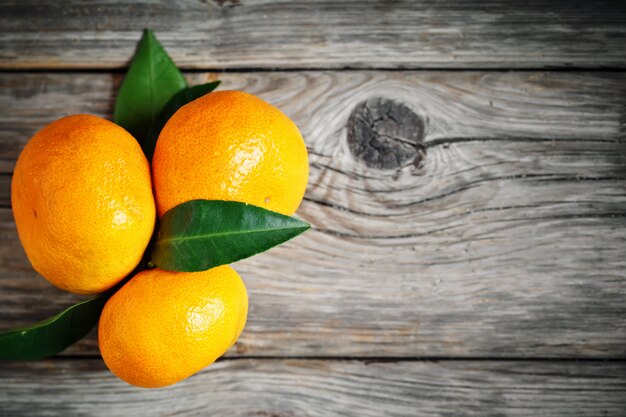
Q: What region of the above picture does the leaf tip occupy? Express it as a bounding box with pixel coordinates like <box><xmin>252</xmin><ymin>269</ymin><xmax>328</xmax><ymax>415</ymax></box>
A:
<box><xmin>140</xmin><ymin>29</ymin><xmax>158</xmax><ymax>47</ymax></box>
<box><xmin>293</xmin><ymin>217</ymin><xmax>311</xmax><ymax>231</ymax></box>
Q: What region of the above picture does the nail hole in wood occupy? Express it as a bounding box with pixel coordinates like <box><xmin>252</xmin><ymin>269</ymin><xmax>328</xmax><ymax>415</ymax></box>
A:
<box><xmin>347</xmin><ymin>97</ymin><xmax>425</xmax><ymax>170</ymax></box>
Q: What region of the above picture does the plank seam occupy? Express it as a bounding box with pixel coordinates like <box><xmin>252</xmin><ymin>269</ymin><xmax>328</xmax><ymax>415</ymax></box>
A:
<box><xmin>43</xmin><ymin>355</ymin><xmax>626</xmax><ymax>362</ymax></box>
<box><xmin>1</xmin><ymin>67</ymin><xmax>626</xmax><ymax>74</ymax></box>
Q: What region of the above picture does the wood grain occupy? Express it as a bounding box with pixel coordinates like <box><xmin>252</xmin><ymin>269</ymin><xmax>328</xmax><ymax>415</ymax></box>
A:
<box><xmin>1</xmin><ymin>359</ymin><xmax>625</xmax><ymax>417</ymax></box>
<box><xmin>1</xmin><ymin>0</ymin><xmax>626</xmax><ymax>69</ymax></box>
<box><xmin>1</xmin><ymin>71</ymin><xmax>625</xmax><ymax>358</ymax></box>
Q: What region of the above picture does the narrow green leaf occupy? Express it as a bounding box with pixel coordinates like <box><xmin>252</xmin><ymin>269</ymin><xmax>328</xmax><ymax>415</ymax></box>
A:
<box><xmin>152</xmin><ymin>200</ymin><xmax>310</xmax><ymax>272</ymax></box>
<box><xmin>113</xmin><ymin>29</ymin><xmax>187</xmax><ymax>144</ymax></box>
<box><xmin>143</xmin><ymin>81</ymin><xmax>221</xmax><ymax>161</ymax></box>
<box><xmin>0</xmin><ymin>291</ymin><xmax>111</xmax><ymax>360</ymax></box>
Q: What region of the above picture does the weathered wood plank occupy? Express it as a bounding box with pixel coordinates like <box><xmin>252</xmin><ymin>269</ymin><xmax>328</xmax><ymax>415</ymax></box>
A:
<box><xmin>1</xmin><ymin>359</ymin><xmax>625</xmax><ymax>416</ymax></box>
<box><xmin>1</xmin><ymin>71</ymin><xmax>625</xmax><ymax>357</ymax></box>
<box><xmin>2</xmin><ymin>71</ymin><xmax>625</xmax><ymax>174</ymax></box>
<box><xmin>1</xmin><ymin>0</ymin><xmax>626</xmax><ymax>69</ymax></box>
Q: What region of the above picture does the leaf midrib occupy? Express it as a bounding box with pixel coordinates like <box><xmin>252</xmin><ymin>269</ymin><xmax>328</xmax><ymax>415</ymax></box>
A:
<box><xmin>158</xmin><ymin>225</ymin><xmax>309</xmax><ymax>245</ymax></box>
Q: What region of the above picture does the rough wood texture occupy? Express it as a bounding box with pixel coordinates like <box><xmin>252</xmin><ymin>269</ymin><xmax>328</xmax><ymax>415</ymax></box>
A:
<box><xmin>1</xmin><ymin>71</ymin><xmax>625</xmax><ymax>358</ymax></box>
<box><xmin>1</xmin><ymin>0</ymin><xmax>626</xmax><ymax>69</ymax></box>
<box><xmin>1</xmin><ymin>359</ymin><xmax>625</xmax><ymax>416</ymax></box>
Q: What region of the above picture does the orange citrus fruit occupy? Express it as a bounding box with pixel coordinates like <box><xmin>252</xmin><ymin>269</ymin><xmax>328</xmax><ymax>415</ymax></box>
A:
<box><xmin>98</xmin><ymin>265</ymin><xmax>248</xmax><ymax>388</ymax></box>
<box><xmin>11</xmin><ymin>114</ymin><xmax>155</xmax><ymax>294</ymax></box>
<box><xmin>152</xmin><ymin>90</ymin><xmax>309</xmax><ymax>217</ymax></box>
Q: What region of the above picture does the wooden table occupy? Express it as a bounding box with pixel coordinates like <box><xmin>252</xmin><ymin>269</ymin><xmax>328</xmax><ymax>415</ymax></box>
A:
<box><xmin>1</xmin><ymin>1</ymin><xmax>626</xmax><ymax>416</ymax></box>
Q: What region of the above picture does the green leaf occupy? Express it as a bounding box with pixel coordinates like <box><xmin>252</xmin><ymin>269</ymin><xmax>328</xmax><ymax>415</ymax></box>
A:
<box><xmin>113</xmin><ymin>29</ymin><xmax>187</xmax><ymax>144</ymax></box>
<box><xmin>143</xmin><ymin>81</ymin><xmax>221</xmax><ymax>161</ymax></box>
<box><xmin>152</xmin><ymin>200</ymin><xmax>310</xmax><ymax>272</ymax></box>
<box><xmin>0</xmin><ymin>291</ymin><xmax>111</xmax><ymax>360</ymax></box>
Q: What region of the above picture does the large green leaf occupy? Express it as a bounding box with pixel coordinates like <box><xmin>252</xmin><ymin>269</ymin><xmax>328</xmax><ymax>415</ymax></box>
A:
<box><xmin>0</xmin><ymin>291</ymin><xmax>111</xmax><ymax>360</ymax></box>
<box><xmin>143</xmin><ymin>81</ymin><xmax>221</xmax><ymax>161</ymax></box>
<box><xmin>113</xmin><ymin>29</ymin><xmax>187</xmax><ymax>144</ymax></box>
<box><xmin>152</xmin><ymin>200</ymin><xmax>310</xmax><ymax>272</ymax></box>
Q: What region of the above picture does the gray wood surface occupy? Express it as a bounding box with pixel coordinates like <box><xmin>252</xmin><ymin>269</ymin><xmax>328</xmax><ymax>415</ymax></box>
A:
<box><xmin>2</xmin><ymin>2</ymin><xmax>626</xmax><ymax>414</ymax></box>
<box><xmin>1</xmin><ymin>71</ymin><xmax>625</xmax><ymax>358</ymax></box>
<box><xmin>1</xmin><ymin>359</ymin><xmax>625</xmax><ymax>417</ymax></box>
<box><xmin>1</xmin><ymin>0</ymin><xmax>626</xmax><ymax>69</ymax></box>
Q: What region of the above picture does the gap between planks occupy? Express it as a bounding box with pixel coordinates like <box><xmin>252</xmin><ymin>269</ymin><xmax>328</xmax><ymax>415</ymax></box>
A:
<box><xmin>38</xmin><ymin>355</ymin><xmax>626</xmax><ymax>363</ymax></box>
<box><xmin>2</xmin><ymin>67</ymin><xmax>626</xmax><ymax>74</ymax></box>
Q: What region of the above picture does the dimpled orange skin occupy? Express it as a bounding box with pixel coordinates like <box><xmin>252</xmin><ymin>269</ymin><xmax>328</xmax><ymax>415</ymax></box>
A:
<box><xmin>152</xmin><ymin>90</ymin><xmax>309</xmax><ymax>217</ymax></box>
<box><xmin>11</xmin><ymin>114</ymin><xmax>156</xmax><ymax>294</ymax></box>
<box><xmin>98</xmin><ymin>266</ymin><xmax>248</xmax><ymax>388</ymax></box>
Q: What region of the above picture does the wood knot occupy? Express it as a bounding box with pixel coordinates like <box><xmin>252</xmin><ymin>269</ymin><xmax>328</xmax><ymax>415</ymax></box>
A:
<box><xmin>347</xmin><ymin>97</ymin><xmax>425</xmax><ymax>170</ymax></box>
